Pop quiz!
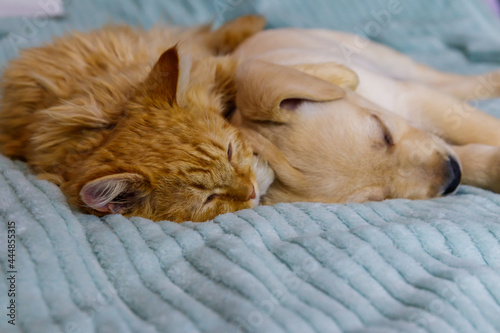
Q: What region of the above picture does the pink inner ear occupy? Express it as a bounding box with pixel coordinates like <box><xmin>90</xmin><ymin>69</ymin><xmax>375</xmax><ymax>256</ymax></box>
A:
<box><xmin>280</xmin><ymin>98</ymin><xmax>303</xmax><ymax>110</ymax></box>
<box><xmin>81</xmin><ymin>185</ymin><xmax>113</xmax><ymax>213</ymax></box>
<box><xmin>104</xmin><ymin>203</ymin><xmax>124</xmax><ymax>214</ymax></box>
<box><xmin>81</xmin><ymin>195</ymin><xmax>125</xmax><ymax>214</ymax></box>
<box><xmin>80</xmin><ymin>172</ymin><xmax>146</xmax><ymax>215</ymax></box>
<box><xmin>94</xmin><ymin>204</ymin><xmax>114</xmax><ymax>213</ymax></box>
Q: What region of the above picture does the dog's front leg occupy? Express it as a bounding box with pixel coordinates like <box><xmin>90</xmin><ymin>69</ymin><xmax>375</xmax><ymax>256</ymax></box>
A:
<box><xmin>430</xmin><ymin>70</ymin><xmax>500</xmax><ymax>101</ymax></box>
<box><xmin>332</xmin><ymin>32</ymin><xmax>500</xmax><ymax>100</ymax></box>
<box><xmin>407</xmin><ymin>84</ymin><xmax>500</xmax><ymax>147</ymax></box>
<box><xmin>369</xmin><ymin>80</ymin><xmax>500</xmax><ymax>147</ymax></box>
<box><xmin>453</xmin><ymin>144</ymin><xmax>500</xmax><ymax>193</ymax></box>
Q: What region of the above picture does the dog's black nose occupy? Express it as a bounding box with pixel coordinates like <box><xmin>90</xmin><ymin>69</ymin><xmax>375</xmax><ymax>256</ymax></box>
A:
<box><xmin>443</xmin><ymin>157</ymin><xmax>462</xmax><ymax>195</ymax></box>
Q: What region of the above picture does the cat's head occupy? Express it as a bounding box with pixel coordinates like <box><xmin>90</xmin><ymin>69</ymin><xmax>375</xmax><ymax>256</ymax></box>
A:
<box><xmin>66</xmin><ymin>46</ymin><xmax>259</xmax><ymax>222</ymax></box>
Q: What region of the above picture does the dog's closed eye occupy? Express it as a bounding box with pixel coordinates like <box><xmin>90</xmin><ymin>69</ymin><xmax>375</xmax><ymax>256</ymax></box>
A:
<box><xmin>372</xmin><ymin>114</ymin><xmax>394</xmax><ymax>147</ymax></box>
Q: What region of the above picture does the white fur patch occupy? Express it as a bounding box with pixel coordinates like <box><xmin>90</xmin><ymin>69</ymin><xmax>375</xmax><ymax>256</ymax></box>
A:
<box><xmin>252</xmin><ymin>155</ymin><xmax>275</xmax><ymax>200</ymax></box>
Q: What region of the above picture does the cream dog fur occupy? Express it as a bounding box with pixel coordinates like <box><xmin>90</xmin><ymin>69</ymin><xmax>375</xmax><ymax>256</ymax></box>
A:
<box><xmin>231</xmin><ymin>29</ymin><xmax>500</xmax><ymax>204</ymax></box>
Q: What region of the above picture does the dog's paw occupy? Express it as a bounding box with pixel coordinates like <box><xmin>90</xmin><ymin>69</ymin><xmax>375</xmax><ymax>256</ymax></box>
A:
<box><xmin>487</xmin><ymin>147</ymin><xmax>500</xmax><ymax>193</ymax></box>
<box><xmin>473</xmin><ymin>146</ymin><xmax>500</xmax><ymax>193</ymax></box>
<box><xmin>456</xmin><ymin>144</ymin><xmax>500</xmax><ymax>193</ymax></box>
<box><xmin>477</xmin><ymin>70</ymin><xmax>500</xmax><ymax>100</ymax></box>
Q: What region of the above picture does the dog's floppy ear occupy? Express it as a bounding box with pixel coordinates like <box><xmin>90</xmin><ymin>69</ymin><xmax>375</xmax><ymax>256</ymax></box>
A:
<box><xmin>239</xmin><ymin>127</ymin><xmax>305</xmax><ymax>188</ymax></box>
<box><xmin>235</xmin><ymin>60</ymin><xmax>345</xmax><ymax>123</ymax></box>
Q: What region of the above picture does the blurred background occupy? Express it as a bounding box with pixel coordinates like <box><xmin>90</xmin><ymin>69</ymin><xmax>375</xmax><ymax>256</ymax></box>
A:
<box><xmin>1</xmin><ymin>0</ymin><xmax>500</xmax><ymax>77</ymax></box>
<box><xmin>486</xmin><ymin>0</ymin><xmax>500</xmax><ymax>15</ymax></box>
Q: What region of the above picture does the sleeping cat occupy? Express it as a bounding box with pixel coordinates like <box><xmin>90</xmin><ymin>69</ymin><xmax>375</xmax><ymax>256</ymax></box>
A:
<box><xmin>0</xmin><ymin>16</ymin><xmax>267</xmax><ymax>222</ymax></box>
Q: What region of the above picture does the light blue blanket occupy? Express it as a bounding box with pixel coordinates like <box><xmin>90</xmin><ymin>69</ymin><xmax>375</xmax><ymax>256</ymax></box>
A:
<box><xmin>1</xmin><ymin>1</ymin><xmax>500</xmax><ymax>332</ymax></box>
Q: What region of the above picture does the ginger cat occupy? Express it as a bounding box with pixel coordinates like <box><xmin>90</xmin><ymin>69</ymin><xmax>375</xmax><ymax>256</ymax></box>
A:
<box><xmin>0</xmin><ymin>16</ymin><xmax>266</xmax><ymax>222</ymax></box>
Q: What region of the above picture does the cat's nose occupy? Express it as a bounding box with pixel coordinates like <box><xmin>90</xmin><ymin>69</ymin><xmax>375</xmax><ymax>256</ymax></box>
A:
<box><xmin>234</xmin><ymin>184</ymin><xmax>256</xmax><ymax>202</ymax></box>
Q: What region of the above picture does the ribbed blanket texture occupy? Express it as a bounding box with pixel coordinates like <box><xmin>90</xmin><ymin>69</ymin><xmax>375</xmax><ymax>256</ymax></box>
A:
<box><xmin>1</xmin><ymin>1</ymin><xmax>500</xmax><ymax>332</ymax></box>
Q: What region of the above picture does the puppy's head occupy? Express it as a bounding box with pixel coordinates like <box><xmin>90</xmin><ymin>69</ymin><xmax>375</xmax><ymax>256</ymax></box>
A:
<box><xmin>233</xmin><ymin>60</ymin><xmax>461</xmax><ymax>204</ymax></box>
<box><xmin>63</xmin><ymin>46</ymin><xmax>258</xmax><ymax>222</ymax></box>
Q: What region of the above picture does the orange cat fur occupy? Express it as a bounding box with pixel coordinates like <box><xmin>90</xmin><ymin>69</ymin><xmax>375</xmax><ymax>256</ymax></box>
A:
<box><xmin>0</xmin><ymin>16</ymin><xmax>266</xmax><ymax>222</ymax></box>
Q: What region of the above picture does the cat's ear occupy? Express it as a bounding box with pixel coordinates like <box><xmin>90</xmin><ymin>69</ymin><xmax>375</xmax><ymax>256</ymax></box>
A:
<box><xmin>206</xmin><ymin>15</ymin><xmax>266</xmax><ymax>55</ymax></box>
<box><xmin>144</xmin><ymin>46</ymin><xmax>180</xmax><ymax>105</ymax></box>
<box><xmin>235</xmin><ymin>60</ymin><xmax>345</xmax><ymax>123</ymax></box>
<box><xmin>80</xmin><ymin>173</ymin><xmax>150</xmax><ymax>215</ymax></box>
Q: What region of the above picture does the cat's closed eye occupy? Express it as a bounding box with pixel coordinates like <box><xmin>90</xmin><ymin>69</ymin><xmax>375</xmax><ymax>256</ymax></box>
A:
<box><xmin>227</xmin><ymin>143</ymin><xmax>233</xmax><ymax>162</ymax></box>
<box><xmin>205</xmin><ymin>193</ymin><xmax>220</xmax><ymax>204</ymax></box>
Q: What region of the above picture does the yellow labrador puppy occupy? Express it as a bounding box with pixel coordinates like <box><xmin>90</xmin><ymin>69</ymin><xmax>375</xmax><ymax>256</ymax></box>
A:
<box><xmin>230</xmin><ymin>29</ymin><xmax>500</xmax><ymax>204</ymax></box>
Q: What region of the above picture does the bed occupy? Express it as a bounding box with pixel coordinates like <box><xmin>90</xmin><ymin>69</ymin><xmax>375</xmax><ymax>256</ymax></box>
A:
<box><xmin>1</xmin><ymin>0</ymin><xmax>500</xmax><ymax>332</ymax></box>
